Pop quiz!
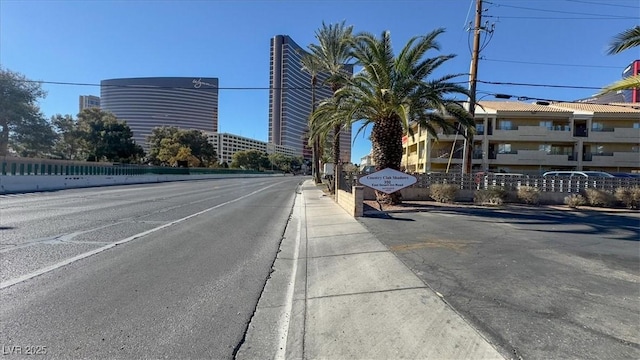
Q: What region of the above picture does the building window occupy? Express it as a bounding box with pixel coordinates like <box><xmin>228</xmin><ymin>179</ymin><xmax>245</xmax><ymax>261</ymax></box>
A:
<box><xmin>540</xmin><ymin>121</ymin><xmax>552</xmax><ymax>130</ymax></box>
<box><xmin>592</xmin><ymin>122</ymin><xmax>603</xmax><ymax>131</ymax></box>
<box><xmin>498</xmin><ymin>120</ymin><xmax>512</xmax><ymax>130</ymax></box>
<box><xmin>498</xmin><ymin>144</ymin><xmax>512</xmax><ymax>154</ymax></box>
<box><xmin>633</xmin><ymin>123</ymin><xmax>640</xmax><ymax>129</ymax></box>
<box><xmin>539</xmin><ymin>144</ymin><xmax>551</xmax><ymax>154</ymax></box>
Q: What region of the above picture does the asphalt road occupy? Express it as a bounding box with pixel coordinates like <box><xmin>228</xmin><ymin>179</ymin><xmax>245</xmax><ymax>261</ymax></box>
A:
<box><xmin>0</xmin><ymin>177</ymin><xmax>302</xmax><ymax>359</ymax></box>
<box><xmin>359</xmin><ymin>204</ymin><xmax>640</xmax><ymax>360</ymax></box>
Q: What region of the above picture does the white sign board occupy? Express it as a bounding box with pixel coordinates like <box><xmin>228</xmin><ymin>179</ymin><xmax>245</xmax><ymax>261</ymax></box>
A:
<box><xmin>358</xmin><ymin>168</ymin><xmax>417</xmax><ymax>194</ymax></box>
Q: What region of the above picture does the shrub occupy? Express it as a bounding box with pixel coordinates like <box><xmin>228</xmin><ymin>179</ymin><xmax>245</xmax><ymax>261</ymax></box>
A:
<box><xmin>474</xmin><ymin>186</ymin><xmax>507</xmax><ymax>206</ymax></box>
<box><xmin>584</xmin><ymin>188</ymin><xmax>616</xmax><ymax>207</ymax></box>
<box><xmin>614</xmin><ymin>186</ymin><xmax>640</xmax><ymax>209</ymax></box>
<box><xmin>517</xmin><ymin>186</ymin><xmax>540</xmax><ymax>205</ymax></box>
<box><xmin>429</xmin><ymin>184</ymin><xmax>458</xmax><ymax>203</ymax></box>
<box><xmin>564</xmin><ymin>194</ymin><xmax>586</xmax><ymax>208</ymax></box>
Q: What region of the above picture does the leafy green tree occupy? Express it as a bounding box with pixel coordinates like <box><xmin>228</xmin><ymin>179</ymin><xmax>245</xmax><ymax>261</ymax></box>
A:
<box><xmin>173</xmin><ymin>146</ymin><xmax>200</xmax><ymax>167</ymax></box>
<box><xmin>156</xmin><ymin>137</ymin><xmax>181</xmax><ymax>165</ymax></box>
<box><xmin>317</xmin><ymin>29</ymin><xmax>473</xmax><ymax>204</ymax></box>
<box><xmin>147</xmin><ymin>126</ymin><xmax>180</xmax><ymax>165</ymax></box>
<box><xmin>146</xmin><ymin>126</ymin><xmax>216</xmax><ymax>167</ymax></box>
<box><xmin>268</xmin><ymin>152</ymin><xmax>290</xmax><ymax>172</ymax></box>
<box><xmin>99</xmin><ymin>121</ymin><xmax>145</xmax><ymax>162</ymax></box>
<box><xmin>175</xmin><ymin>129</ymin><xmax>217</xmax><ymax>167</ymax></box>
<box><xmin>599</xmin><ymin>26</ymin><xmax>640</xmax><ymax>95</ymax></box>
<box><xmin>266</xmin><ymin>153</ymin><xmax>304</xmax><ymax>173</ymax></box>
<box><xmin>231</xmin><ymin>149</ymin><xmax>269</xmax><ymax>171</ymax></box>
<box><xmin>76</xmin><ymin>108</ymin><xmax>144</xmax><ymax>162</ymax></box>
<box><xmin>290</xmin><ymin>156</ymin><xmax>303</xmax><ymax>173</ymax></box>
<box><xmin>10</xmin><ymin>115</ymin><xmax>57</xmax><ymax>157</ymax></box>
<box><xmin>0</xmin><ymin>68</ymin><xmax>47</xmax><ymax>156</ymax></box>
<box><xmin>51</xmin><ymin>114</ymin><xmax>84</xmax><ymax>160</ymax></box>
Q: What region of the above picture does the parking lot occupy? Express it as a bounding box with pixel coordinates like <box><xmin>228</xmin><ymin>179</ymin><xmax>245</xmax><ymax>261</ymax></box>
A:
<box><xmin>359</xmin><ymin>204</ymin><xmax>640</xmax><ymax>360</ymax></box>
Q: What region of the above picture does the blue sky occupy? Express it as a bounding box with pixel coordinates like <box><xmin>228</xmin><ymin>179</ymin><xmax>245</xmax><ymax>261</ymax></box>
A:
<box><xmin>1</xmin><ymin>0</ymin><xmax>638</xmax><ymax>164</ymax></box>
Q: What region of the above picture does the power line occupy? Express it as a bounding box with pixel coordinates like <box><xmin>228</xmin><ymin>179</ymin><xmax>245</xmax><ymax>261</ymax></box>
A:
<box><xmin>485</xmin><ymin>1</ymin><xmax>631</xmax><ymax>18</ymax></box>
<box><xmin>485</xmin><ymin>15</ymin><xmax>636</xmax><ymax>20</ymax></box>
<box><xmin>1</xmin><ymin>79</ymin><xmax>301</xmax><ymax>90</ymax></box>
<box><xmin>480</xmin><ymin>91</ymin><xmax>640</xmax><ymax>108</ymax></box>
<box><xmin>481</xmin><ymin>58</ymin><xmax>622</xmax><ymax>69</ymax></box>
<box><xmin>477</xmin><ymin>80</ymin><xmax>603</xmax><ymax>90</ymax></box>
<box><xmin>564</xmin><ymin>0</ymin><xmax>640</xmax><ymax>9</ymax></box>
<box><xmin>3</xmin><ymin>78</ymin><xmax>610</xmax><ymax>92</ymax></box>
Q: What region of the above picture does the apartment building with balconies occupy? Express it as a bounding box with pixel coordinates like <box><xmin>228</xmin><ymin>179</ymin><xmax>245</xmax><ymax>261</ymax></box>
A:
<box><xmin>401</xmin><ymin>101</ymin><xmax>640</xmax><ymax>174</ymax></box>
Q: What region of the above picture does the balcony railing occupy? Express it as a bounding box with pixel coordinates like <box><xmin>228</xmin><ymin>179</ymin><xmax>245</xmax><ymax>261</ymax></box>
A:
<box><xmin>584</xmin><ymin>151</ymin><xmax>640</xmax><ymax>166</ymax></box>
<box><xmin>491</xmin><ymin>150</ymin><xmax>574</xmax><ymax>166</ymax></box>
<box><xmin>588</xmin><ymin>127</ymin><xmax>640</xmax><ymax>141</ymax></box>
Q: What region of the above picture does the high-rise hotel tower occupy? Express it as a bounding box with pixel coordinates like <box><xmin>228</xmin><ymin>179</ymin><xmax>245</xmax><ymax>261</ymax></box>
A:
<box><xmin>269</xmin><ymin>35</ymin><xmax>352</xmax><ymax>163</ymax></box>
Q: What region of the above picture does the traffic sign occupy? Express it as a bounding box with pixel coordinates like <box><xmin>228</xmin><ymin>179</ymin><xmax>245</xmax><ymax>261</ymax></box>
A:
<box><xmin>358</xmin><ymin>168</ymin><xmax>417</xmax><ymax>194</ymax></box>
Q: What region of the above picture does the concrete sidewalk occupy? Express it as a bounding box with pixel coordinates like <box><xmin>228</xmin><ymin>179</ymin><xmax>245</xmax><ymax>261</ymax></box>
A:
<box><xmin>237</xmin><ymin>180</ymin><xmax>505</xmax><ymax>359</ymax></box>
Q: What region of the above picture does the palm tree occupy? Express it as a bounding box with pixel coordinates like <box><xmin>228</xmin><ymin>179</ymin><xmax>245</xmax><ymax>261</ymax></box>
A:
<box><xmin>305</xmin><ymin>21</ymin><xmax>354</xmax><ymax>185</ymax></box>
<box><xmin>323</xmin><ymin>28</ymin><xmax>473</xmax><ymax>204</ymax></box>
<box><xmin>300</xmin><ymin>53</ymin><xmax>324</xmax><ymax>184</ymax></box>
<box><xmin>599</xmin><ymin>26</ymin><xmax>640</xmax><ymax>95</ymax></box>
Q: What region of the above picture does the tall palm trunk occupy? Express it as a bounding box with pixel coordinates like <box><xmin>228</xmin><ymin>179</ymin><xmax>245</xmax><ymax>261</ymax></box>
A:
<box><xmin>313</xmin><ymin>137</ymin><xmax>321</xmax><ymax>184</ymax></box>
<box><xmin>310</xmin><ymin>76</ymin><xmax>322</xmax><ymax>184</ymax></box>
<box><xmin>371</xmin><ymin>115</ymin><xmax>404</xmax><ymax>204</ymax></box>
<box><xmin>332</xmin><ymin>125</ymin><xmax>340</xmax><ymax>167</ymax></box>
<box><xmin>331</xmin><ymin>84</ymin><xmax>342</xmax><ymax>191</ymax></box>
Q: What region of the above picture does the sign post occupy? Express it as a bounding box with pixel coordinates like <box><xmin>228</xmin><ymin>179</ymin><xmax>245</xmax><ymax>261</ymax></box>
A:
<box><xmin>358</xmin><ymin>167</ymin><xmax>417</xmax><ymax>195</ymax></box>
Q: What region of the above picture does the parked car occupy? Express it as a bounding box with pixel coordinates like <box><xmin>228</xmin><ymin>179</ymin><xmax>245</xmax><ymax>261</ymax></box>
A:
<box><xmin>360</xmin><ymin>165</ymin><xmax>376</xmax><ymax>174</ymax></box>
<box><xmin>474</xmin><ymin>171</ymin><xmax>528</xmax><ymax>184</ymax></box>
<box><xmin>542</xmin><ymin>171</ymin><xmax>615</xmax><ymax>178</ymax></box>
<box><xmin>609</xmin><ymin>172</ymin><xmax>640</xmax><ymax>178</ymax></box>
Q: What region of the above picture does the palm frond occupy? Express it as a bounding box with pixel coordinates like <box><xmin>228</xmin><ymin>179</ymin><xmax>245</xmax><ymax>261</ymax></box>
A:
<box><xmin>607</xmin><ymin>26</ymin><xmax>640</xmax><ymax>55</ymax></box>
<box><xmin>598</xmin><ymin>75</ymin><xmax>640</xmax><ymax>95</ymax></box>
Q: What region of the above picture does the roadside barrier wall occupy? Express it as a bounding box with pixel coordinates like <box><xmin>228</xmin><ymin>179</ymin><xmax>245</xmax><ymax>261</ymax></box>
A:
<box><xmin>0</xmin><ymin>173</ymin><xmax>284</xmax><ymax>194</ymax></box>
<box><xmin>0</xmin><ymin>157</ymin><xmax>284</xmax><ymax>194</ymax></box>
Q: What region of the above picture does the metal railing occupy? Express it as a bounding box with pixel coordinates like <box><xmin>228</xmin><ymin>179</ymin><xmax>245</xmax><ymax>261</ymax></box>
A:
<box><xmin>354</xmin><ymin>172</ymin><xmax>640</xmax><ymax>193</ymax></box>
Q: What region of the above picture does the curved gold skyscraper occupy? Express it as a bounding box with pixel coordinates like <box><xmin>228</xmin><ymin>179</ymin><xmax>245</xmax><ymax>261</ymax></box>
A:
<box><xmin>101</xmin><ymin>77</ymin><xmax>219</xmax><ymax>149</ymax></box>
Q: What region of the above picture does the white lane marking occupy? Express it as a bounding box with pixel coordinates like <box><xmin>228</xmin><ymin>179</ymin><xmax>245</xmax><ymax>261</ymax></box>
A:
<box><xmin>274</xmin><ymin>192</ymin><xmax>302</xmax><ymax>360</ymax></box>
<box><xmin>0</xmin><ymin>181</ymin><xmax>289</xmax><ymax>290</ymax></box>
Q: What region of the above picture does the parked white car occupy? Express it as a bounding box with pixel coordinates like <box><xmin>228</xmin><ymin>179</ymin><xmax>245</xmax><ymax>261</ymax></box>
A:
<box><xmin>542</xmin><ymin>171</ymin><xmax>614</xmax><ymax>178</ymax></box>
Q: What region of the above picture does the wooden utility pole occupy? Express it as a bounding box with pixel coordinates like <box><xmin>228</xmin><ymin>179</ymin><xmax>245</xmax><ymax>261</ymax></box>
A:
<box><xmin>463</xmin><ymin>0</ymin><xmax>483</xmax><ymax>174</ymax></box>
